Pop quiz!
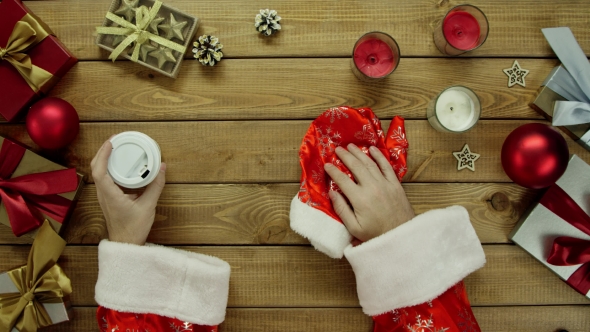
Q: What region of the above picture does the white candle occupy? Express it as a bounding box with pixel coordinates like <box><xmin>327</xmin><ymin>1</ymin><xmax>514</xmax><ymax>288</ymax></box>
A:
<box><xmin>435</xmin><ymin>89</ymin><xmax>475</xmax><ymax>131</ymax></box>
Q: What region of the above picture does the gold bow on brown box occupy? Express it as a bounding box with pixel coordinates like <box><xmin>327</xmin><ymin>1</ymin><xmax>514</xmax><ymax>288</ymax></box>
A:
<box><xmin>0</xmin><ymin>13</ymin><xmax>54</xmax><ymax>94</ymax></box>
<box><xmin>0</xmin><ymin>220</ymin><xmax>73</xmax><ymax>332</ymax></box>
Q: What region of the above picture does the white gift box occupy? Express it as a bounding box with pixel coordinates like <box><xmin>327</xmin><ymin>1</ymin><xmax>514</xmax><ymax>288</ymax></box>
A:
<box><xmin>509</xmin><ymin>154</ymin><xmax>590</xmax><ymax>298</ymax></box>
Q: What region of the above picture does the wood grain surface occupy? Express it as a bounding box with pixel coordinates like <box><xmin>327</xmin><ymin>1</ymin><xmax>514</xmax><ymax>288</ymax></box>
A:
<box><xmin>41</xmin><ymin>59</ymin><xmax>551</xmax><ymax>122</ymax></box>
<box><xmin>2</xmin><ymin>245</ymin><xmax>590</xmax><ymax>307</ymax></box>
<box><xmin>42</xmin><ymin>306</ymin><xmax>590</xmax><ymax>332</ymax></box>
<box><xmin>2</xmin><ymin>1</ymin><xmax>588</xmax><ymax>330</ymax></box>
<box><xmin>24</xmin><ymin>0</ymin><xmax>590</xmax><ymax>60</ymax></box>
<box><xmin>0</xmin><ymin>183</ymin><xmax>538</xmax><ymax>245</ymax></box>
<box><xmin>0</xmin><ymin>120</ymin><xmax>587</xmax><ymax>183</ymax></box>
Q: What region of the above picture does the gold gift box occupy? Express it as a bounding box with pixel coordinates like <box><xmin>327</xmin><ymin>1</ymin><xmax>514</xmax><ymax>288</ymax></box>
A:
<box><xmin>0</xmin><ymin>136</ymin><xmax>84</xmax><ymax>238</ymax></box>
<box><xmin>529</xmin><ymin>66</ymin><xmax>590</xmax><ymax>150</ymax></box>
<box><xmin>96</xmin><ymin>0</ymin><xmax>199</xmax><ymax>78</ymax></box>
<box><xmin>0</xmin><ymin>272</ymin><xmax>73</xmax><ymax>331</ymax></box>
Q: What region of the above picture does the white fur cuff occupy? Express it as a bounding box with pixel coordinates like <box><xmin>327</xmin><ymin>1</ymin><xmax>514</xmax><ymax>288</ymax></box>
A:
<box><xmin>95</xmin><ymin>240</ymin><xmax>231</xmax><ymax>326</ymax></box>
<box><xmin>344</xmin><ymin>206</ymin><xmax>486</xmax><ymax>316</ymax></box>
<box><xmin>289</xmin><ymin>195</ymin><xmax>353</xmax><ymax>259</ymax></box>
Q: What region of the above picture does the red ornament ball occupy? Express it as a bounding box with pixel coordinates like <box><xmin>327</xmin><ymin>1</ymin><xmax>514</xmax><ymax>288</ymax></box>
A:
<box><xmin>501</xmin><ymin>123</ymin><xmax>569</xmax><ymax>189</ymax></box>
<box><xmin>26</xmin><ymin>97</ymin><xmax>80</xmax><ymax>150</ymax></box>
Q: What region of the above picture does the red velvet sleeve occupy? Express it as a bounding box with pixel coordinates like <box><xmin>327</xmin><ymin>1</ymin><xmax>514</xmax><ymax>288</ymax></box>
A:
<box><xmin>371</xmin><ymin>282</ymin><xmax>480</xmax><ymax>332</ymax></box>
<box><xmin>97</xmin><ymin>306</ymin><xmax>219</xmax><ymax>332</ymax></box>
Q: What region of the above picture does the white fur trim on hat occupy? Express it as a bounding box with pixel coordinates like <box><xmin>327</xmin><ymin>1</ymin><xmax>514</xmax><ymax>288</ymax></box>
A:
<box><xmin>344</xmin><ymin>205</ymin><xmax>486</xmax><ymax>316</ymax></box>
<box><xmin>95</xmin><ymin>240</ymin><xmax>231</xmax><ymax>326</ymax></box>
<box><xmin>290</xmin><ymin>195</ymin><xmax>353</xmax><ymax>259</ymax></box>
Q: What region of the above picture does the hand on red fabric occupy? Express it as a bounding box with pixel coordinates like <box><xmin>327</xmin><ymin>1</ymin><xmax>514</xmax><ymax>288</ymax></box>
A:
<box><xmin>91</xmin><ymin>138</ymin><xmax>166</xmax><ymax>245</ymax></box>
<box><xmin>324</xmin><ymin>144</ymin><xmax>415</xmax><ymax>242</ymax></box>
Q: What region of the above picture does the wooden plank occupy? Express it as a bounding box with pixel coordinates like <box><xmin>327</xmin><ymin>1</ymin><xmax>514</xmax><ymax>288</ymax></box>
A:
<box><xmin>2</xmin><ymin>245</ymin><xmax>589</xmax><ymax>307</ymax></box>
<box><xmin>43</xmin><ymin>306</ymin><xmax>590</xmax><ymax>332</ymax></box>
<box><xmin>24</xmin><ymin>0</ymin><xmax>590</xmax><ymax>60</ymax></box>
<box><xmin>0</xmin><ymin>120</ymin><xmax>587</xmax><ymax>184</ymax></box>
<box><xmin>45</xmin><ymin>59</ymin><xmax>549</xmax><ymax>122</ymax></box>
<box><xmin>0</xmin><ymin>183</ymin><xmax>539</xmax><ymax>245</ymax></box>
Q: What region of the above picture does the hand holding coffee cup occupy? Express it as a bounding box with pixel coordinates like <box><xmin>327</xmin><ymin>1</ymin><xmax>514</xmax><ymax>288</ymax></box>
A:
<box><xmin>90</xmin><ymin>132</ymin><xmax>166</xmax><ymax>245</ymax></box>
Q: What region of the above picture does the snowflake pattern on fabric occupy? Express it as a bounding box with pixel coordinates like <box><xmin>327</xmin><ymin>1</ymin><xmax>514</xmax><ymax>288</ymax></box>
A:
<box><xmin>406</xmin><ymin>315</ymin><xmax>449</xmax><ymax>332</ymax></box>
<box><xmin>457</xmin><ymin>308</ymin><xmax>479</xmax><ymax>332</ymax></box>
<box><xmin>324</xmin><ymin>107</ymin><xmax>350</xmax><ymax>123</ymax></box>
<box><xmin>315</xmin><ymin>126</ymin><xmax>341</xmax><ymax>157</ymax></box>
<box><xmin>388</xmin><ymin>126</ymin><xmax>409</xmax><ymax>160</ymax></box>
<box><xmin>354</xmin><ymin>124</ymin><xmax>378</xmax><ymax>144</ymax></box>
<box><xmin>98</xmin><ymin>307</ymin><xmax>218</xmax><ymax>332</ymax></box>
<box><xmin>170</xmin><ymin>321</ymin><xmax>194</xmax><ymax>331</ymax></box>
<box><xmin>311</xmin><ymin>161</ymin><xmax>325</xmax><ymax>184</ymax></box>
<box><xmin>390</xmin><ymin>126</ymin><xmax>408</xmax><ymax>145</ymax></box>
<box><xmin>297</xmin><ymin>106</ymin><xmax>408</xmax><ymax>224</ymax></box>
<box><xmin>372</xmin><ymin>283</ymin><xmax>481</xmax><ymax>332</ymax></box>
<box><xmin>298</xmin><ymin>179</ymin><xmax>318</xmax><ymax>206</ymax></box>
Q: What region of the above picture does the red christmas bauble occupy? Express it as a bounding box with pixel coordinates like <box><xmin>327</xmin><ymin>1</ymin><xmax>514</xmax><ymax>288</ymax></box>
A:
<box><xmin>501</xmin><ymin>123</ymin><xmax>569</xmax><ymax>189</ymax></box>
<box><xmin>26</xmin><ymin>97</ymin><xmax>80</xmax><ymax>150</ymax></box>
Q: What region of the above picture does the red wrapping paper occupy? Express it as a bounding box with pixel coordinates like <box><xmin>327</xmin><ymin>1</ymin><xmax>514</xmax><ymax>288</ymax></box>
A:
<box><xmin>0</xmin><ymin>0</ymin><xmax>77</xmax><ymax>121</ymax></box>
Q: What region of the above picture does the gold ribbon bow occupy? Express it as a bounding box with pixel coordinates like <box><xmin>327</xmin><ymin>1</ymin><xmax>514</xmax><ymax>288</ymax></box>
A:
<box><xmin>0</xmin><ymin>220</ymin><xmax>72</xmax><ymax>332</ymax></box>
<box><xmin>0</xmin><ymin>14</ymin><xmax>55</xmax><ymax>93</ymax></box>
<box><xmin>96</xmin><ymin>0</ymin><xmax>186</xmax><ymax>62</ymax></box>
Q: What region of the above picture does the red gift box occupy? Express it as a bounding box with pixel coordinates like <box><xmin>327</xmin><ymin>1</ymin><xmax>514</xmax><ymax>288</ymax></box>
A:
<box><xmin>0</xmin><ymin>0</ymin><xmax>77</xmax><ymax>122</ymax></box>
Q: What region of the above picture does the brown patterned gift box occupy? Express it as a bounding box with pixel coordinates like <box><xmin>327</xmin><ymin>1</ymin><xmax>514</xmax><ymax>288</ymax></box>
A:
<box><xmin>0</xmin><ymin>136</ymin><xmax>84</xmax><ymax>238</ymax></box>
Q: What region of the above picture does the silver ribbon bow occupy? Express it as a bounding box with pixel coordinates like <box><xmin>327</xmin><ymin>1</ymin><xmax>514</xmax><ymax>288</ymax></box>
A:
<box><xmin>543</xmin><ymin>27</ymin><xmax>590</xmax><ymax>143</ymax></box>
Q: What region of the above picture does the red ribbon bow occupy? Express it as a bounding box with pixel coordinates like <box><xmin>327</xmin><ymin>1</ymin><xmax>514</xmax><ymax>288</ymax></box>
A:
<box><xmin>541</xmin><ymin>184</ymin><xmax>590</xmax><ymax>295</ymax></box>
<box><xmin>0</xmin><ymin>139</ymin><xmax>79</xmax><ymax>236</ymax></box>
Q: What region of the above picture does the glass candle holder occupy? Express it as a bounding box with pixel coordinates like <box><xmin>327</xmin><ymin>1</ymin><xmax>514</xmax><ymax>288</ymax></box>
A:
<box><xmin>433</xmin><ymin>5</ymin><xmax>489</xmax><ymax>56</ymax></box>
<box><xmin>427</xmin><ymin>86</ymin><xmax>481</xmax><ymax>133</ymax></box>
<box><xmin>351</xmin><ymin>31</ymin><xmax>400</xmax><ymax>81</ymax></box>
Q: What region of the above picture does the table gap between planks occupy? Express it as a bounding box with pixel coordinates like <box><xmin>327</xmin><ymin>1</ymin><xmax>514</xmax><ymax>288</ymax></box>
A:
<box><xmin>1</xmin><ymin>0</ymin><xmax>590</xmax><ymax>331</ymax></box>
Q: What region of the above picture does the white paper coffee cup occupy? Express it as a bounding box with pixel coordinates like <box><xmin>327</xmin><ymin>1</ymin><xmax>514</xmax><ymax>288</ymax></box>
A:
<box><xmin>107</xmin><ymin>131</ymin><xmax>161</xmax><ymax>189</ymax></box>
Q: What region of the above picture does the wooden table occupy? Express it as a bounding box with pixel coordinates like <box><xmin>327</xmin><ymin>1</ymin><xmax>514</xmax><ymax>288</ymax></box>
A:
<box><xmin>2</xmin><ymin>0</ymin><xmax>590</xmax><ymax>331</ymax></box>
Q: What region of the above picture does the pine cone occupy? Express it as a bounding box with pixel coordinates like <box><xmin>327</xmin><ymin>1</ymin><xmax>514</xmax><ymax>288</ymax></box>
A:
<box><xmin>255</xmin><ymin>9</ymin><xmax>281</xmax><ymax>36</ymax></box>
<box><xmin>192</xmin><ymin>35</ymin><xmax>224</xmax><ymax>66</ymax></box>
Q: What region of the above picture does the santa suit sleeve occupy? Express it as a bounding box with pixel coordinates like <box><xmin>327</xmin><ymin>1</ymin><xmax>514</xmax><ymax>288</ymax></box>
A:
<box><xmin>94</xmin><ymin>240</ymin><xmax>231</xmax><ymax>332</ymax></box>
<box><xmin>344</xmin><ymin>205</ymin><xmax>486</xmax><ymax>332</ymax></box>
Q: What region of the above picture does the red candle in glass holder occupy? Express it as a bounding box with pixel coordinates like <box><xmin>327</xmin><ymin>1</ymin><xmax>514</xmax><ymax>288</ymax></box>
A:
<box><xmin>353</xmin><ymin>39</ymin><xmax>395</xmax><ymax>78</ymax></box>
<box><xmin>351</xmin><ymin>32</ymin><xmax>399</xmax><ymax>80</ymax></box>
<box><xmin>443</xmin><ymin>11</ymin><xmax>481</xmax><ymax>50</ymax></box>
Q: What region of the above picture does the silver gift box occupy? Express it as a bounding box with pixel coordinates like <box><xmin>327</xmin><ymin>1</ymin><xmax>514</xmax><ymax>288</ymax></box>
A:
<box><xmin>0</xmin><ymin>272</ymin><xmax>73</xmax><ymax>331</ymax></box>
<box><xmin>509</xmin><ymin>154</ymin><xmax>590</xmax><ymax>298</ymax></box>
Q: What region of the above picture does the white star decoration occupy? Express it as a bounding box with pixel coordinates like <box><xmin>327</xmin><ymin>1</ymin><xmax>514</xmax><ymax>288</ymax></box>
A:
<box><xmin>503</xmin><ymin>60</ymin><xmax>529</xmax><ymax>88</ymax></box>
<box><xmin>453</xmin><ymin>144</ymin><xmax>480</xmax><ymax>172</ymax></box>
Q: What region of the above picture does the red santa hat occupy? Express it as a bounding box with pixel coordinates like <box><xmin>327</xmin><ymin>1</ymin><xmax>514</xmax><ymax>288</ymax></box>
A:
<box><xmin>290</xmin><ymin>106</ymin><xmax>408</xmax><ymax>258</ymax></box>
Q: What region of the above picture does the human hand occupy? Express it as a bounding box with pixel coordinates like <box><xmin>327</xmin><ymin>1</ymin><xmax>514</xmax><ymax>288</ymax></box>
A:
<box><xmin>324</xmin><ymin>144</ymin><xmax>415</xmax><ymax>242</ymax></box>
<box><xmin>91</xmin><ymin>138</ymin><xmax>166</xmax><ymax>245</ymax></box>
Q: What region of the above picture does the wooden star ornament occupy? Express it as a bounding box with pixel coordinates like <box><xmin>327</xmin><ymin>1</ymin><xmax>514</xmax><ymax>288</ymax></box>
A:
<box><xmin>503</xmin><ymin>60</ymin><xmax>529</xmax><ymax>88</ymax></box>
<box><xmin>453</xmin><ymin>144</ymin><xmax>480</xmax><ymax>172</ymax></box>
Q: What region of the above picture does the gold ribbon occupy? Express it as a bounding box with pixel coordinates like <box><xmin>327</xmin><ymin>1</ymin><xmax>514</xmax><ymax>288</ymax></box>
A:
<box><xmin>0</xmin><ymin>220</ymin><xmax>72</xmax><ymax>332</ymax></box>
<box><xmin>0</xmin><ymin>13</ymin><xmax>55</xmax><ymax>93</ymax></box>
<box><xmin>96</xmin><ymin>0</ymin><xmax>186</xmax><ymax>62</ymax></box>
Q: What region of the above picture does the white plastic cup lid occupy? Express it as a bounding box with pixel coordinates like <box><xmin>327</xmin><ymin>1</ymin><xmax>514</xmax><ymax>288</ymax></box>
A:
<box><xmin>107</xmin><ymin>131</ymin><xmax>161</xmax><ymax>189</ymax></box>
